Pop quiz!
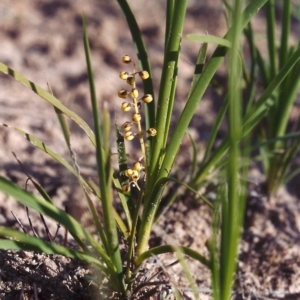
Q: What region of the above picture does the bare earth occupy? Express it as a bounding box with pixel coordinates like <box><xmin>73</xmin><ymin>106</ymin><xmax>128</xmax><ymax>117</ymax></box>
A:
<box><xmin>0</xmin><ymin>1</ymin><xmax>300</xmax><ymax>299</ymax></box>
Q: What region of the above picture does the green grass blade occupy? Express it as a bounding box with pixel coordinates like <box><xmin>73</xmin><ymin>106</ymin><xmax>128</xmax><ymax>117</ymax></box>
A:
<box><xmin>86</xmin><ymin>179</ymin><xmax>129</xmax><ymax>238</ymax></box>
<box><xmin>82</xmin><ymin>16</ymin><xmax>124</xmax><ymax>293</ymax></box>
<box><xmin>12</xmin><ymin>152</ymin><xmax>53</xmax><ymax>204</ymax></box>
<box><xmin>102</xmin><ymin>105</ymin><xmax>111</xmax><ymax>159</ymax></box>
<box><xmin>0</xmin><ymin>228</ymin><xmax>103</xmax><ymax>268</ymax></box>
<box><xmin>154</xmin><ymin>176</ymin><xmax>213</xmax><ymax>223</ymax></box>
<box><xmin>275</xmin><ymin>58</ymin><xmax>300</xmax><ymax>137</ymax></box>
<box><xmin>53</xmin><ymin>103</ymin><xmax>73</xmax><ymax>155</ymax></box>
<box><xmin>220</xmin><ymin>1</ymin><xmax>243</xmax><ymax>298</ymax></box>
<box><xmin>83</xmin><ymin>189</ymin><xmax>109</xmax><ymax>252</ymax></box>
<box><xmin>115</xmin><ymin>126</ymin><xmax>133</xmax><ymax>229</ymax></box>
<box><xmin>201</xmin><ymin>98</ymin><xmax>228</xmax><ymax>166</ymax></box>
<box><xmin>266</xmin><ymin>0</ymin><xmax>277</xmax><ymax>78</ymax></box>
<box><xmin>0</xmin><ymin>176</ymin><xmax>111</xmax><ymax>265</ymax></box>
<box><xmin>188</xmin><ymin>133</ymin><xmax>198</xmax><ymax>179</ymax></box>
<box><xmin>138</xmin><ymin>0</ymin><xmax>269</xmax><ymax>253</ymax></box>
<box><xmin>187</xmin><ymin>34</ymin><xmax>232</xmax><ymax>48</ymax></box>
<box><xmin>0</xmin><ymin>228</ymin><xmax>122</xmax><ymax>291</ymax></box>
<box><xmin>243</xmin><ymin>46</ymin><xmax>300</xmax><ymax>135</ymax></box>
<box><xmin>256</xmin><ymin>46</ymin><xmax>270</xmax><ymax>87</ymax></box>
<box><xmin>189</xmin><ymin>43</ymin><xmax>208</xmax><ymax>97</ymax></box>
<box><xmin>165</xmin><ymin>0</ymin><xmax>175</xmax><ymax>48</ymax></box>
<box><xmin>2</xmin><ymin>124</ymin><xmax>95</xmax><ymax>194</ymax></box>
<box><xmin>0</xmin><ymin>62</ymin><xmax>95</xmax><ymax>146</ymax></box>
<box><xmin>137</xmin><ymin>175</ymin><xmax>213</xmax><ymax>256</ymax></box>
<box><xmin>243</xmin><ymin>23</ymin><xmax>258</xmax><ymax>113</ymax></box>
<box><xmin>149</xmin><ymin>0</ymin><xmax>188</xmax><ymax>178</ymax></box>
<box><xmin>279</xmin><ymin>0</ymin><xmax>291</xmax><ymax>69</ymax></box>
<box><xmin>193</xmin><ymin>46</ymin><xmax>300</xmax><ymax>188</ymax></box>
<box><xmin>157</xmin><ymin>0</ymin><xmax>269</xmax><ymax>182</ymax></box>
<box><xmin>135</xmin><ymin>245</ymin><xmax>211</xmax><ymax>269</ymax></box>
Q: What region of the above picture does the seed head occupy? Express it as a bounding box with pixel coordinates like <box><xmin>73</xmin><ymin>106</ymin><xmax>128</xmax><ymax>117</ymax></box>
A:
<box><xmin>133</xmin><ymin>113</ymin><xmax>141</xmax><ymax>123</ymax></box>
<box><xmin>130</xmin><ymin>88</ymin><xmax>139</xmax><ymax>98</ymax></box>
<box><xmin>133</xmin><ymin>161</ymin><xmax>143</xmax><ymax>172</ymax></box>
<box><xmin>118</xmin><ymin>89</ymin><xmax>128</xmax><ymax>99</ymax></box>
<box><xmin>119</xmin><ymin>71</ymin><xmax>129</xmax><ymax>80</ymax></box>
<box><xmin>124</xmin><ymin>131</ymin><xmax>134</xmax><ymax>141</ymax></box>
<box><xmin>126</xmin><ymin>76</ymin><xmax>135</xmax><ymax>85</ymax></box>
<box><xmin>125</xmin><ymin>169</ymin><xmax>134</xmax><ymax>177</ymax></box>
<box><xmin>122</xmin><ymin>55</ymin><xmax>131</xmax><ymax>64</ymax></box>
<box><xmin>142</xmin><ymin>94</ymin><xmax>153</xmax><ymax>103</ymax></box>
<box><xmin>122</xmin><ymin>121</ymin><xmax>132</xmax><ymax>132</ymax></box>
<box><xmin>139</xmin><ymin>71</ymin><xmax>149</xmax><ymax>80</ymax></box>
<box><xmin>131</xmin><ymin>170</ymin><xmax>140</xmax><ymax>181</ymax></box>
<box><xmin>147</xmin><ymin>128</ymin><xmax>157</xmax><ymax>136</ymax></box>
<box><xmin>121</xmin><ymin>102</ymin><xmax>132</xmax><ymax>112</ymax></box>
<box><xmin>122</xmin><ymin>184</ymin><xmax>131</xmax><ymax>194</ymax></box>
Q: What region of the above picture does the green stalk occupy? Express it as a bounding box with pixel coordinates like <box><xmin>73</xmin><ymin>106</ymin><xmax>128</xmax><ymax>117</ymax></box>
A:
<box><xmin>243</xmin><ymin>23</ymin><xmax>258</xmax><ymax>114</ymax></box>
<box><xmin>279</xmin><ymin>0</ymin><xmax>291</xmax><ymax>69</ymax></box>
<box><xmin>275</xmin><ymin>59</ymin><xmax>300</xmax><ymax>137</ymax></box>
<box><xmin>193</xmin><ymin>45</ymin><xmax>300</xmax><ymax>189</ymax></box>
<box><xmin>82</xmin><ymin>16</ymin><xmax>125</xmax><ymax>293</ymax></box>
<box><xmin>266</xmin><ymin>0</ymin><xmax>277</xmax><ymax>79</ymax></box>
<box><xmin>137</xmin><ymin>0</ymin><xmax>269</xmax><ymax>257</ymax></box>
<box><xmin>155</xmin><ymin>0</ymin><xmax>268</xmax><ymax>182</ymax></box>
<box><xmin>165</xmin><ymin>0</ymin><xmax>175</xmax><ymax>48</ymax></box>
<box><xmin>220</xmin><ymin>0</ymin><xmax>243</xmax><ymax>298</ymax></box>
<box><xmin>149</xmin><ymin>0</ymin><xmax>188</xmax><ymax>179</ymax></box>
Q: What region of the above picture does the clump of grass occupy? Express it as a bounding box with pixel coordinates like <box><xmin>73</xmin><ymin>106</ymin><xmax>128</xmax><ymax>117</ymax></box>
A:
<box><xmin>0</xmin><ymin>0</ymin><xmax>299</xmax><ymax>299</ymax></box>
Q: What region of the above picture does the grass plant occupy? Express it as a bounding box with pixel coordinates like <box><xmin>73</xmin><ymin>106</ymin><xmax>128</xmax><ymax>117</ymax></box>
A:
<box><xmin>0</xmin><ymin>0</ymin><xmax>299</xmax><ymax>299</ymax></box>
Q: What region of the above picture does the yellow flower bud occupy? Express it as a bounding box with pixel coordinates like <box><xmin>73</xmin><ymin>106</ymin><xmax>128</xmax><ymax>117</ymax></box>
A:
<box><xmin>122</xmin><ymin>55</ymin><xmax>131</xmax><ymax>63</ymax></box>
<box><xmin>121</xmin><ymin>102</ymin><xmax>132</xmax><ymax>112</ymax></box>
<box><xmin>131</xmin><ymin>170</ymin><xmax>140</xmax><ymax>181</ymax></box>
<box><xmin>141</xmin><ymin>94</ymin><xmax>153</xmax><ymax>103</ymax></box>
<box><xmin>119</xmin><ymin>71</ymin><xmax>129</xmax><ymax>80</ymax></box>
<box><xmin>125</xmin><ymin>169</ymin><xmax>134</xmax><ymax>177</ymax></box>
<box><xmin>118</xmin><ymin>89</ymin><xmax>128</xmax><ymax>99</ymax></box>
<box><xmin>122</xmin><ymin>121</ymin><xmax>132</xmax><ymax>131</ymax></box>
<box><xmin>124</xmin><ymin>131</ymin><xmax>134</xmax><ymax>141</ymax></box>
<box><xmin>133</xmin><ymin>161</ymin><xmax>143</xmax><ymax>172</ymax></box>
<box><xmin>126</xmin><ymin>76</ymin><xmax>135</xmax><ymax>85</ymax></box>
<box><xmin>133</xmin><ymin>113</ymin><xmax>141</xmax><ymax>123</ymax></box>
<box><xmin>130</xmin><ymin>88</ymin><xmax>139</xmax><ymax>98</ymax></box>
<box><xmin>147</xmin><ymin>128</ymin><xmax>157</xmax><ymax>136</ymax></box>
<box><xmin>122</xmin><ymin>184</ymin><xmax>131</xmax><ymax>194</ymax></box>
<box><xmin>139</xmin><ymin>70</ymin><xmax>149</xmax><ymax>80</ymax></box>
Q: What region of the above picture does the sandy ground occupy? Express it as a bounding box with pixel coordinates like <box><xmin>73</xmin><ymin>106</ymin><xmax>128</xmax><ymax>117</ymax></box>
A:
<box><xmin>0</xmin><ymin>0</ymin><xmax>300</xmax><ymax>299</ymax></box>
